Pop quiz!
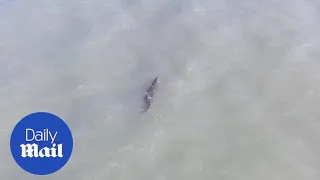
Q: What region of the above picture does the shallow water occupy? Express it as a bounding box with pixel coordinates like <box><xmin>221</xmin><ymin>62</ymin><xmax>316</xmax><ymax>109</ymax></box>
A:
<box><xmin>1</xmin><ymin>0</ymin><xmax>320</xmax><ymax>179</ymax></box>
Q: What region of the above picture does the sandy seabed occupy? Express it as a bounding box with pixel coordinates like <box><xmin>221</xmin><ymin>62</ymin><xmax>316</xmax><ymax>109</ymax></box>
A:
<box><xmin>1</xmin><ymin>0</ymin><xmax>320</xmax><ymax>179</ymax></box>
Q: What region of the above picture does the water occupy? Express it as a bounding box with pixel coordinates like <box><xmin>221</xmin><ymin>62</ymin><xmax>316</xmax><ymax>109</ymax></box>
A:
<box><xmin>1</xmin><ymin>0</ymin><xmax>320</xmax><ymax>179</ymax></box>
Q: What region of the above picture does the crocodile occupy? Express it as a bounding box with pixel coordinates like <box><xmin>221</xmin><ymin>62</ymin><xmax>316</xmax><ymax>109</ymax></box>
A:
<box><xmin>143</xmin><ymin>77</ymin><xmax>159</xmax><ymax>111</ymax></box>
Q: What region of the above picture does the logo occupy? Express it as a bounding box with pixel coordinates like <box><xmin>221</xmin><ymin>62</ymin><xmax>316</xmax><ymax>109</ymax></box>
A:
<box><xmin>10</xmin><ymin>112</ymin><xmax>73</xmax><ymax>175</ymax></box>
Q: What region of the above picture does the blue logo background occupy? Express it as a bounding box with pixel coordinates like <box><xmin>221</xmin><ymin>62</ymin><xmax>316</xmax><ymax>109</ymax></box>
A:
<box><xmin>10</xmin><ymin>112</ymin><xmax>73</xmax><ymax>175</ymax></box>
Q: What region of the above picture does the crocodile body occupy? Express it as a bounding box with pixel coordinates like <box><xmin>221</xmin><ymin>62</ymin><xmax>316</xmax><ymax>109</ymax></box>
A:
<box><xmin>144</xmin><ymin>77</ymin><xmax>159</xmax><ymax>111</ymax></box>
